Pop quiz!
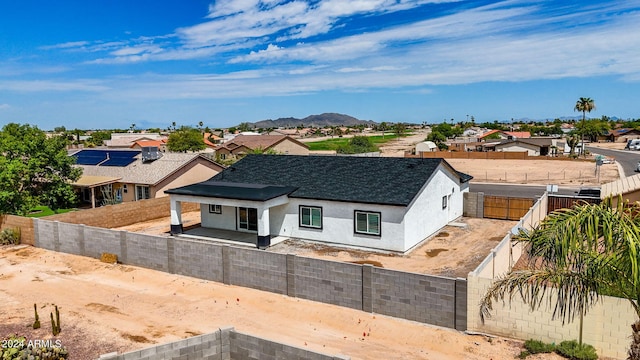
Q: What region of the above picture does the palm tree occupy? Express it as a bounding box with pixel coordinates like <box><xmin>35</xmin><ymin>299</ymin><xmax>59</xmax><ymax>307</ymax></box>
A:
<box><xmin>480</xmin><ymin>198</ymin><xmax>640</xmax><ymax>357</ymax></box>
<box><xmin>574</xmin><ymin>97</ymin><xmax>596</xmax><ymax>157</ymax></box>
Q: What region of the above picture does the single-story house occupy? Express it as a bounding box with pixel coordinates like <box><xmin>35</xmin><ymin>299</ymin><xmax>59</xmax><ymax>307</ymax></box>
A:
<box><xmin>166</xmin><ymin>155</ymin><xmax>472</xmax><ymax>252</ymax></box>
<box><xmin>494</xmin><ymin>138</ymin><xmax>555</xmax><ymax>156</ymax></box>
<box><xmin>213</xmin><ymin>135</ymin><xmax>309</xmax><ymax>160</ymax></box>
<box><xmin>606</xmin><ymin>128</ymin><xmax>640</xmax><ymax>143</ymax></box>
<box><xmin>104</xmin><ymin>133</ymin><xmax>167</xmax><ymax>148</ymax></box>
<box><xmin>71</xmin><ymin>149</ymin><xmax>225</xmax><ymax>207</ymax></box>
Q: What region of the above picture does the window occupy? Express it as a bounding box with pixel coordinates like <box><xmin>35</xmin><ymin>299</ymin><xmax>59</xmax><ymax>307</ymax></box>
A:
<box><xmin>135</xmin><ymin>185</ymin><xmax>150</xmax><ymax>201</ymax></box>
<box><xmin>238</xmin><ymin>207</ymin><xmax>258</xmax><ymax>231</ymax></box>
<box><xmin>209</xmin><ymin>204</ymin><xmax>222</xmax><ymax>214</ymax></box>
<box><xmin>122</xmin><ymin>184</ymin><xmax>128</xmax><ymax>194</ymax></box>
<box><xmin>299</xmin><ymin>206</ymin><xmax>322</xmax><ymax>229</ymax></box>
<box><xmin>354</xmin><ymin>211</ymin><xmax>381</xmax><ymax>236</ymax></box>
<box><xmin>442</xmin><ymin>195</ymin><xmax>448</xmax><ymax>209</ymax></box>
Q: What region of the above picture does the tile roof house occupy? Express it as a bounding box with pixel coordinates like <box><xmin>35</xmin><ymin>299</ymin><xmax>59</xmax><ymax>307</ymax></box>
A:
<box><xmin>166</xmin><ymin>155</ymin><xmax>472</xmax><ymax>252</ymax></box>
<box><xmin>213</xmin><ymin>134</ymin><xmax>309</xmax><ymax>159</ymax></box>
<box><xmin>129</xmin><ymin>139</ymin><xmax>167</xmax><ymax>151</ymax></box>
<box><xmin>72</xmin><ymin>149</ymin><xmax>225</xmax><ymax>208</ymax></box>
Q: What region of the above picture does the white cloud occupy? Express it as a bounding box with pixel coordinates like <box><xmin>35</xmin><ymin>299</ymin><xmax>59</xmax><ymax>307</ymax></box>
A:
<box><xmin>0</xmin><ymin>104</ymin><xmax>10</xmax><ymax>110</ymax></box>
<box><xmin>39</xmin><ymin>41</ymin><xmax>90</xmax><ymax>50</ymax></box>
<box><xmin>0</xmin><ymin>80</ymin><xmax>108</xmax><ymax>92</ymax></box>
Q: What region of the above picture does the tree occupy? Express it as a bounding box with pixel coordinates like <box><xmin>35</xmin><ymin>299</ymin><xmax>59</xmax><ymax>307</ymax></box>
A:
<box><xmin>393</xmin><ymin>123</ymin><xmax>406</xmax><ymax>140</ymax></box>
<box><xmin>426</xmin><ymin>131</ymin><xmax>447</xmax><ymax>150</ymax></box>
<box><xmin>566</xmin><ymin>134</ymin><xmax>580</xmax><ymax>157</ymax></box>
<box><xmin>166</xmin><ymin>126</ymin><xmax>206</xmax><ymax>153</ymax></box>
<box><xmin>480</xmin><ymin>199</ymin><xmax>640</xmax><ymax>355</ymax></box>
<box><xmin>336</xmin><ymin>136</ymin><xmax>378</xmax><ymax>154</ymax></box>
<box><xmin>574</xmin><ymin>97</ymin><xmax>596</xmax><ymax>157</ymax></box>
<box><xmin>0</xmin><ymin>123</ymin><xmax>82</xmax><ymax>215</ymax></box>
<box><xmin>87</xmin><ymin>131</ymin><xmax>111</xmax><ymax>146</ymax></box>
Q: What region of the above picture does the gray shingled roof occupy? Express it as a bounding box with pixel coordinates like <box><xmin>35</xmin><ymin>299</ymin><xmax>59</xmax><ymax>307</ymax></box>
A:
<box><xmin>167</xmin><ymin>155</ymin><xmax>472</xmax><ymax>206</ymax></box>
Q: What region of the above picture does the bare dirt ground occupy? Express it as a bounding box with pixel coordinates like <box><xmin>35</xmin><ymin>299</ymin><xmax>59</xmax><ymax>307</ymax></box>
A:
<box><xmin>268</xmin><ymin>218</ymin><xmax>516</xmax><ymax>278</ymax></box>
<box><xmin>0</xmin><ymin>245</ymin><xmax>566</xmax><ymax>360</ymax></box>
<box><xmin>445</xmin><ymin>159</ymin><xmax>619</xmax><ymax>186</ymax></box>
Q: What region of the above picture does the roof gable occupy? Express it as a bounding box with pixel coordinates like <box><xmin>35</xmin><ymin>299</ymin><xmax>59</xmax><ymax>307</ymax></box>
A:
<box><xmin>171</xmin><ymin>155</ymin><xmax>471</xmax><ymax>206</ymax></box>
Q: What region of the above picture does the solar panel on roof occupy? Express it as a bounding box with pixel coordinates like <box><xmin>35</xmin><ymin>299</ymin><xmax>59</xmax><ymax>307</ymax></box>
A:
<box><xmin>101</xmin><ymin>157</ymin><xmax>137</xmax><ymax>167</ymax></box>
<box><xmin>72</xmin><ymin>150</ymin><xmax>140</xmax><ymax>166</ymax></box>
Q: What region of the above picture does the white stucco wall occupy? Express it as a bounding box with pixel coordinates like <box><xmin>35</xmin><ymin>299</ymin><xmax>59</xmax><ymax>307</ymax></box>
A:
<box><xmin>402</xmin><ymin>164</ymin><xmax>467</xmax><ymax>250</ymax></box>
<box><xmin>495</xmin><ymin>143</ymin><xmax>539</xmax><ymax>156</ymax></box>
<box><xmin>201</xmin><ymin>205</ymin><xmax>237</xmax><ymax>230</ymax></box>
<box><xmin>269</xmin><ymin>199</ymin><xmax>406</xmax><ymax>252</ymax></box>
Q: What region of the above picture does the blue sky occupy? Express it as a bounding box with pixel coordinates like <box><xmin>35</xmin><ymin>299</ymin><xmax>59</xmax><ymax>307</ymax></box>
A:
<box><xmin>1</xmin><ymin>0</ymin><xmax>639</xmax><ymax>130</ymax></box>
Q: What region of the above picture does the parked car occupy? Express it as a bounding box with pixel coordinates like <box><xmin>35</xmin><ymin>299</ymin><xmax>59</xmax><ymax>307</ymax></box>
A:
<box><xmin>576</xmin><ymin>187</ymin><xmax>601</xmax><ymax>198</ymax></box>
<box><xmin>636</xmin><ymin>161</ymin><xmax>640</xmax><ymax>173</ymax></box>
<box><xmin>625</xmin><ymin>139</ymin><xmax>640</xmax><ymax>150</ymax></box>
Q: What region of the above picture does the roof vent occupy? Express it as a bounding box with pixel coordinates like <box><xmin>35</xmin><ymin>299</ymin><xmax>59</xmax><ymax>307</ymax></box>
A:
<box><xmin>141</xmin><ymin>146</ymin><xmax>163</xmax><ymax>162</ymax></box>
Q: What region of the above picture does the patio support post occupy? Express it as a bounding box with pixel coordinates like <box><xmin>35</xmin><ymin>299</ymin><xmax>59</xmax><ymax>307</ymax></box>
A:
<box><xmin>170</xmin><ymin>199</ymin><xmax>183</xmax><ymax>234</ymax></box>
<box><xmin>257</xmin><ymin>207</ymin><xmax>271</xmax><ymax>249</ymax></box>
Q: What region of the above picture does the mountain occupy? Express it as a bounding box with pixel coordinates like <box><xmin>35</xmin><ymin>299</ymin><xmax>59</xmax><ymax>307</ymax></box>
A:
<box><xmin>249</xmin><ymin>113</ymin><xmax>377</xmax><ymax>128</ymax></box>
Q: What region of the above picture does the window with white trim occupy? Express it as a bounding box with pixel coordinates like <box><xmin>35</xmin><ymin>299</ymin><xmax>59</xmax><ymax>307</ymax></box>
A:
<box><xmin>299</xmin><ymin>206</ymin><xmax>322</xmax><ymax>229</ymax></box>
<box><xmin>209</xmin><ymin>204</ymin><xmax>222</xmax><ymax>214</ymax></box>
<box><xmin>354</xmin><ymin>211</ymin><xmax>380</xmax><ymax>236</ymax></box>
<box><xmin>135</xmin><ymin>185</ymin><xmax>150</xmax><ymax>201</ymax></box>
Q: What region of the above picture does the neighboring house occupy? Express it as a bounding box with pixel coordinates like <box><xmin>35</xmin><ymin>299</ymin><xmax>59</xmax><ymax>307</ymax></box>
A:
<box><xmin>130</xmin><ymin>139</ymin><xmax>167</xmax><ymax>152</ymax></box>
<box><xmin>415</xmin><ymin>141</ymin><xmax>438</xmax><ymax>153</ymax></box>
<box><xmin>213</xmin><ymin>135</ymin><xmax>309</xmax><ymax>160</ymax></box>
<box><xmin>606</xmin><ymin>128</ymin><xmax>640</xmax><ymax>143</ymax></box>
<box><xmin>203</xmin><ymin>133</ymin><xmax>223</xmax><ymax>148</ymax></box>
<box><xmin>104</xmin><ymin>133</ymin><xmax>166</xmax><ymax>148</ymax></box>
<box><xmin>477</xmin><ymin>130</ymin><xmax>531</xmax><ymax>141</ymax></box>
<box><xmin>166</xmin><ymin>155</ymin><xmax>472</xmax><ymax>252</ymax></box>
<box><xmin>71</xmin><ymin>149</ymin><xmax>225</xmax><ymax>208</ymax></box>
<box><xmin>494</xmin><ymin>138</ymin><xmax>555</xmax><ymax>156</ymax></box>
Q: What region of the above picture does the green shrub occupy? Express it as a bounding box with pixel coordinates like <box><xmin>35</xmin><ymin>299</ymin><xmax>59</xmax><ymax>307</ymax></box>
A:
<box><xmin>555</xmin><ymin>340</ymin><xmax>598</xmax><ymax>360</ymax></box>
<box><xmin>0</xmin><ymin>228</ymin><xmax>20</xmax><ymax>245</ymax></box>
<box><xmin>524</xmin><ymin>339</ymin><xmax>556</xmax><ymax>354</ymax></box>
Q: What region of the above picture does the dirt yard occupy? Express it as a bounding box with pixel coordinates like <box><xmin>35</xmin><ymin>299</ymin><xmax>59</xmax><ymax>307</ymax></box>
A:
<box><xmin>0</xmin><ymin>245</ymin><xmax>568</xmax><ymax>360</ymax></box>
<box><xmin>269</xmin><ymin>218</ymin><xmax>516</xmax><ymax>278</ymax></box>
<box><xmin>445</xmin><ymin>159</ymin><xmax>619</xmax><ymax>186</ymax></box>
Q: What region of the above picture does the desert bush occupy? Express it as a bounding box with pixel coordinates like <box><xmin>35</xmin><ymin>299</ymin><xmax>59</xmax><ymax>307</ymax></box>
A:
<box><xmin>525</xmin><ymin>339</ymin><xmax>556</xmax><ymax>354</ymax></box>
<box><xmin>555</xmin><ymin>340</ymin><xmax>598</xmax><ymax>360</ymax></box>
<box><xmin>0</xmin><ymin>227</ymin><xmax>20</xmax><ymax>245</ymax></box>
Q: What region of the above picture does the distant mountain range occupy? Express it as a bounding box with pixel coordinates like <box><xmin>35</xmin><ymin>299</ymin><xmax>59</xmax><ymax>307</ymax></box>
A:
<box><xmin>249</xmin><ymin>113</ymin><xmax>377</xmax><ymax>128</ymax></box>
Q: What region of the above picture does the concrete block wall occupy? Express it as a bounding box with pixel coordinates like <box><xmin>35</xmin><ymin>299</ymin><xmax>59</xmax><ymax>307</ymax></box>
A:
<box><xmin>370</xmin><ymin>267</ymin><xmax>457</xmax><ymax>328</ymax></box>
<box><xmin>43</xmin><ymin>196</ymin><xmax>200</xmax><ymax>229</ymax></box>
<box><xmin>463</xmin><ymin>192</ymin><xmax>484</xmax><ymax>218</ymax></box>
<box><xmin>33</xmin><ymin>218</ymin><xmax>463</xmax><ymax>330</ymax></box>
<box><xmin>467</xmin><ymin>275</ymin><xmax>635</xmax><ymax>359</ymax></box>
<box><xmin>172</xmin><ymin>238</ymin><xmax>224</xmax><ymax>282</ymax></box>
<box><xmin>125</xmin><ymin>233</ymin><xmax>170</xmax><ymax>272</ymax></box>
<box><xmin>227</xmin><ymin>247</ymin><xmax>288</xmax><ymax>294</ymax></box>
<box><xmin>230</xmin><ymin>330</ymin><xmax>350</xmax><ymax>360</ymax></box>
<box><xmin>100</xmin><ymin>327</ymin><xmax>229</xmax><ymax>360</ymax></box>
<box><xmin>293</xmin><ymin>257</ymin><xmax>363</xmax><ymax>310</ymax></box>
<box><xmin>100</xmin><ymin>327</ymin><xmax>349</xmax><ymax>360</ymax></box>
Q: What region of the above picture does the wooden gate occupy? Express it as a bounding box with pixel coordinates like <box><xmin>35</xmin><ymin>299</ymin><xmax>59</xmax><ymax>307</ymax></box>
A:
<box><xmin>484</xmin><ymin>196</ymin><xmax>535</xmax><ymax>220</ymax></box>
<box><xmin>547</xmin><ymin>195</ymin><xmax>601</xmax><ymax>214</ymax></box>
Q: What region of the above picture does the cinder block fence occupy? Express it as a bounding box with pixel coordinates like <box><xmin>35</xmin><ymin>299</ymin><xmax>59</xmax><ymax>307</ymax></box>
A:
<box><xmin>33</xmin><ymin>218</ymin><xmax>467</xmax><ymax>331</ymax></box>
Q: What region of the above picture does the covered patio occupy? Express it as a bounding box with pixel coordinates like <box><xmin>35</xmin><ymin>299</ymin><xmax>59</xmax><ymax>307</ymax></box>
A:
<box><xmin>72</xmin><ymin>175</ymin><xmax>121</xmax><ymax>208</ymax></box>
<box><xmin>166</xmin><ymin>181</ymin><xmax>296</xmax><ymax>249</ymax></box>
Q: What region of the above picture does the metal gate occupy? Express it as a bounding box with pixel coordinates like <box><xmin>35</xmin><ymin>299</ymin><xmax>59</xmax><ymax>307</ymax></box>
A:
<box><xmin>483</xmin><ymin>196</ymin><xmax>535</xmax><ymax>220</ymax></box>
